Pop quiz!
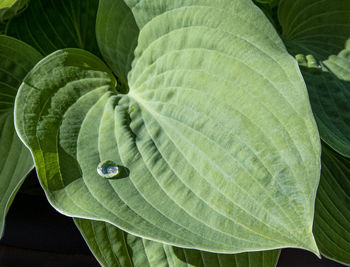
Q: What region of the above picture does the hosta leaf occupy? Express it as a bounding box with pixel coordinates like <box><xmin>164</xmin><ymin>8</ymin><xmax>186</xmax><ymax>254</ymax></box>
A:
<box><xmin>75</xmin><ymin>218</ymin><xmax>281</xmax><ymax>267</ymax></box>
<box><xmin>278</xmin><ymin>0</ymin><xmax>350</xmax><ymax>60</ymax></box>
<box><xmin>15</xmin><ymin>0</ymin><xmax>321</xmax><ymax>254</ymax></box>
<box><xmin>314</xmin><ymin>143</ymin><xmax>350</xmax><ymax>265</ymax></box>
<box><xmin>0</xmin><ymin>0</ymin><xmax>28</xmax><ymax>22</ymax></box>
<box><xmin>96</xmin><ymin>0</ymin><xmax>320</xmax><ymax>252</ymax></box>
<box><xmin>0</xmin><ymin>35</ymin><xmax>42</xmax><ymax>236</ymax></box>
<box><xmin>6</xmin><ymin>0</ymin><xmax>100</xmax><ymax>56</ymax></box>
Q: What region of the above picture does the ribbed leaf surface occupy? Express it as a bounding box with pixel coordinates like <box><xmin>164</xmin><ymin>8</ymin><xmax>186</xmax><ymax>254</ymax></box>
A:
<box><xmin>15</xmin><ymin>0</ymin><xmax>321</xmax><ymax>254</ymax></box>
<box><xmin>75</xmin><ymin>218</ymin><xmax>280</xmax><ymax>267</ymax></box>
<box><xmin>7</xmin><ymin>0</ymin><xmax>99</xmax><ymax>56</ymax></box>
<box><xmin>314</xmin><ymin>144</ymin><xmax>350</xmax><ymax>265</ymax></box>
<box><xmin>0</xmin><ymin>35</ymin><xmax>42</xmax><ymax>236</ymax></box>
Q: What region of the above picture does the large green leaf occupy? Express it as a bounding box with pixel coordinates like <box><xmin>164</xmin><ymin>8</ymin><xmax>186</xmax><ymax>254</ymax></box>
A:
<box><xmin>0</xmin><ymin>35</ymin><xmax>42</xmax><ymax>237</ymax></box>
<box><xmin>15</xmin><ymin>0</ymin><xmax>321</xmax><ymax>254</ymax></box>
<box><xmin>75</xmin><ymin>218</ymin><xmax>281</xmax><ymax>267</ymax></box>
<box><xmin>0</xmin><ymin>0</ymin><xmax>28</xmax><ymax>22</ymax></box>
<box><xmin>278</xmin><ymin>0</ymin><xmax>350</xmax><ymax>60</ymax></box>
<box><xmin>6</xmin><ymin>0</ymin><xmax>100</xmax><ymax>56</ymax></box>
<box><xmin>314</xmin><ymin>143</ymin><xmax>350</xmax><ymax>265</ymax></box>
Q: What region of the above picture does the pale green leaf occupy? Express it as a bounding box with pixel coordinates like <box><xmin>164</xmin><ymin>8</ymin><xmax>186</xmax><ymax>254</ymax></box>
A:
<box><xmin>0</xmin><ymin>35</ymin><xmax>42</xmax><ymax>236</ymax></box>
<box><xmin>278</xmin><ymin>0</ymin><xmax>350</xmax><ymax>60</ymax></box>
<box><xmin>6</xmin><ymin>0</ymin><xmax>100</xmax><ymax>56</ymax></box>
<box><xmin>15</xmin><ymin>0</ymin><xmax>321</xmax><ymax>254</ymax></box>
<box><xmin>75</xmin><ymin>218</ymin><xmax>280</xmax><ymax>267</ymax></box>
<box><xmin>314</xmin><ymin>143</ymin><xmax>350</xmax><ymax>265</ymax></box>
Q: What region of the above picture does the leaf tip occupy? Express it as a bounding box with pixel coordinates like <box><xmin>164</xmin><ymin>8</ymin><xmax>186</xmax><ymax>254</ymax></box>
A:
<box><xmin>300</xmin><ymin>232</ymin><xmax>320</xmax><ymax>258</ymax></box>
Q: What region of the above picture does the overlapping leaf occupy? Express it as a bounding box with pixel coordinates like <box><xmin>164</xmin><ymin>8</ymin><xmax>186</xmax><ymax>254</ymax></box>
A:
<box><xmin>6</xmin><ymin>0</ymin><xmax>100</xmax><ymax>56</ymax></box>
<box><xmin>15</xmin><ymin>0</ymin><xmax>321</xmax><ymax>254</ymax></box>
<box><xmin>278</xmin><ymin>0</ymin><xmax>350</xmax><ymax>60</ymax></box>
<box><xmin>314</xmin><ymin>144</ymin><xmax>350</xmax><ymax>265</ymax></box>
<box><xmin>75</xmin><ymin>218</ymin><xmax>281</xmax><ymax>267</ymax></box>
<box><xmin>0</xmin><ymin>35</ymin><xmax>42</xmax><ymax>236</ymax></box>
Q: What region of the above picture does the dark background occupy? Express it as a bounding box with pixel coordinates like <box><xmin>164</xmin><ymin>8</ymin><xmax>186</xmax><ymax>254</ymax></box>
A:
<box><xmin>0</xmin><ymin>171</ymin><xmax>347</xmax><ymax>267</ymax></box>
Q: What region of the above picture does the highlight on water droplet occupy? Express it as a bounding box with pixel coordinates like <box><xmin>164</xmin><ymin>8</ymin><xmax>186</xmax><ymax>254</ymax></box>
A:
<box><xmin>97</xmin><ymin>160</ymin><xmax>119</xmax><ymax>179</ymax></box>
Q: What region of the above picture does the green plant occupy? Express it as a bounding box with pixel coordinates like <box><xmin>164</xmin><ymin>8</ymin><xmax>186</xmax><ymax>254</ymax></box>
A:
<box><xmin>0</xmin><ymin>0</ymin><xmax>349</xmax><ymax>266</ymax></box>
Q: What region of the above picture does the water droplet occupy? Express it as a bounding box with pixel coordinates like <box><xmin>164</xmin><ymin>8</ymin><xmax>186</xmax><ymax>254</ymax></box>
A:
<box><xmin>97</xmin><ymin>160</ymin><xmax>119</xmax><ymax>178</ymax></box>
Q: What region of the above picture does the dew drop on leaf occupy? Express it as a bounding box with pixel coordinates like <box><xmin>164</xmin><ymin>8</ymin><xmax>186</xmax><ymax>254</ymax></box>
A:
<box><xmin>97</xmin><ymin>160</ymin><xmax>119</xmax><ymax>178</ymax></box>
